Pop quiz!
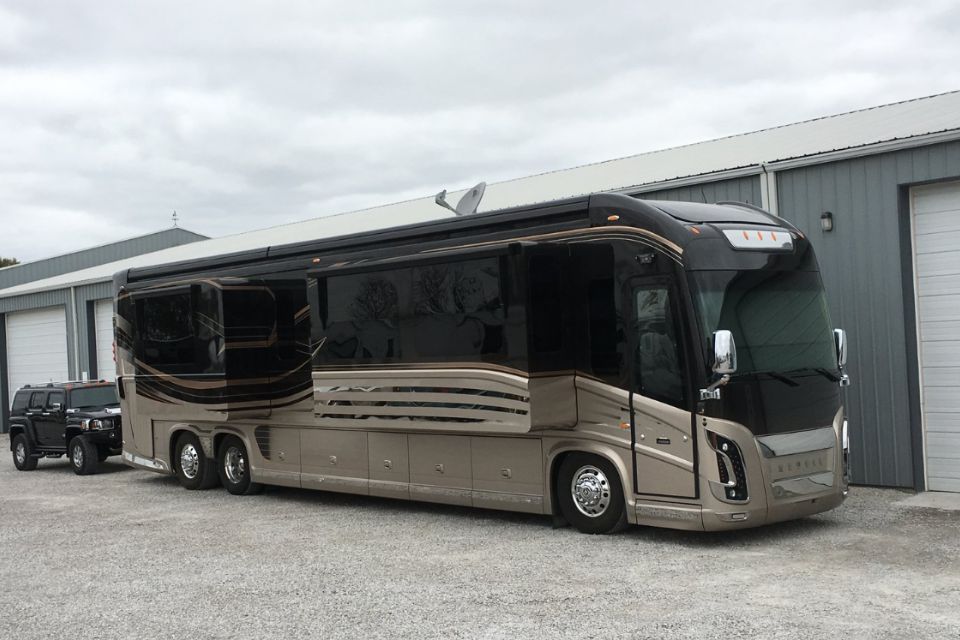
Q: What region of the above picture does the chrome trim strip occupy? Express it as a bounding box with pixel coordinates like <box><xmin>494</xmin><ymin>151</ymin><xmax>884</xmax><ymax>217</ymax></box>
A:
<box><xmin>122</xmin><ymin>450</ymin><xmax>169</xmax><ymax>473</ymax></box>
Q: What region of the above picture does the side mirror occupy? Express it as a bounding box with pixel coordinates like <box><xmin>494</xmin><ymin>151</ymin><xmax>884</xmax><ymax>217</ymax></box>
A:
<box><xmin>833</xmin><ymin>328</ymin><xmax>847</xmax><ymax>368</ymax></box>
<box><xmin>713</xmin><ymin>330</ymin><xmax>737</xmax><ymax>375</ymax></box>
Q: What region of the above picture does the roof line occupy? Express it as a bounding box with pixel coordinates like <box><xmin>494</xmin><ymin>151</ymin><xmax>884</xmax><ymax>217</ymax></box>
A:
<box><xmin>479</xmin><ymin>89</ymin><xmax>960</xmax><ymax>188</ymax></box>
<box><xmin>0</xmin><ymin>226</ymin><xmax>208</xmax><ymax>272</ymax></box>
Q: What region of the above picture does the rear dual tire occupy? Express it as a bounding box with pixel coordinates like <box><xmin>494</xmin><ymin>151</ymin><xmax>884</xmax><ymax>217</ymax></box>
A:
<box><xmin>218</xmin><ymin>435</ymin><xmax>263</xmax><ymax>496</ymax></box>
<box><xmin>173</xmin><ymin>432</ymin><xmax>219</xmax><ymax>490</ymax></box>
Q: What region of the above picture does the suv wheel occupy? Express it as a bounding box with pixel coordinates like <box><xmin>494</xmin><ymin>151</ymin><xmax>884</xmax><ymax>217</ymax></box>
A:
<box><xmin>69</xmin><ymin>436</ymin><xmax>99</xmax><ymax>475</ymax></box>
<box><xmin>218</xmin><ymin>435</ymin><xmax>263</xmax><ymax>496</ymax></box>
<box><xmin>12</xmin><ymin>434</ymin><xmax>39</xmax><ymax>471</ymax></box>
<box><xmin>173</xmin><ymin>432</ymin><xmax>219</xmax><ymax>490</ymax></box>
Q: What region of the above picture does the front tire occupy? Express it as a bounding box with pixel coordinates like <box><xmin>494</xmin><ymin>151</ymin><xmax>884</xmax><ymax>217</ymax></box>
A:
<box><xmin>70</xmin><ymin>437</ymin><xmax>99</xmax><ymax>475</ymax></box>
<box><xmin>173</xmin><ymin>432</ymin><xmax>219</xmax><ymax>490</ymax></box>
<box><xmin>217</xmin><ymin>436</ymin><xmax>262</xmax><ymax>496</ymax></box>
<box><xmin>557</xmin><ymin>453</ymin><xmax>627</xmax><ymax>534</ymax></box>
<box><xmin>12</xmin><ymin>434</ymin><xmax>38</xmax><ymax>471</ymax></box>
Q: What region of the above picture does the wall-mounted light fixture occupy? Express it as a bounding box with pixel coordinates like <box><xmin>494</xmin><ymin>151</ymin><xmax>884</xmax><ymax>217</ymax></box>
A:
<box><xmin>820</xmin><ymin>211</ymin><xmax>834</xmax><ymax>233</ymax></box>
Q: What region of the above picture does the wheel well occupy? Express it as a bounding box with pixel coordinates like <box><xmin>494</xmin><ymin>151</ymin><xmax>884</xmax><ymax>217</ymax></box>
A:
<box><xmin>549</xmin><ymin>449</ymin><xmax>626</xmax><ymax>516</ymax></box>
<box><xmin>64</xmin><ymin>428</ymin><xmax>84</xmax><ymax>450</ymax></box>
<box><xmin>9</xmin><ymin>426</ymin><xmax>25</xmax><ymax>447</ymax></box>
<box><xmin>168</xmin><ymin>429</ymin><xmax>195</xmax><ymax>468</ymax></box>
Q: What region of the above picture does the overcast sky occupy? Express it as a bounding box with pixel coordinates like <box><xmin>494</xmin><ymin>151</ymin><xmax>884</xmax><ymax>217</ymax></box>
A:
<box><xmin>2</xmin><ymin>0</ymin><xmax>959</xmax><ymax>263</ymax></box>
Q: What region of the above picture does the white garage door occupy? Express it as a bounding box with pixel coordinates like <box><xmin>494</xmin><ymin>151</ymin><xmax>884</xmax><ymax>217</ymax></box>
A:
<box><xmin>94</xmin><ymin>298</ymin><xmax>115</xmax><ymax>381</ymax></box>
<box><xmin>912</xmin><ymin>180</ymin><xmax>960</xmax><ymax>492</ymax></box>
<box><xmin>5</xmin><ymin>306</ymin><xmax>70</xmax><ymax>400</ymax></box>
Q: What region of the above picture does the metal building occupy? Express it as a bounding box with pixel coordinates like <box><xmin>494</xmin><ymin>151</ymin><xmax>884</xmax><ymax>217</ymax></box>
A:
<box><xmin>2</xmin><ymin>91</ymin><xmax>960</xmax><ymax>492</ymax></box>
<box><xmin>0</xmin><ymin>227</ymin><xmax>207</xmax><ymax>427</ymax></box>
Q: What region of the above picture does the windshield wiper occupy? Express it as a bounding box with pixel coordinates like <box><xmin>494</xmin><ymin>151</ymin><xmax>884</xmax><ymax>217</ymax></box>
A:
<box><xmin>736</xmin><ymin>370</ymin><xmax>799</xmax><ymax>387</ymax></box>
<box><xmin>784</xmin><ymin>368</ymin><xmax>841</xmax><ymax>383</ymax></box>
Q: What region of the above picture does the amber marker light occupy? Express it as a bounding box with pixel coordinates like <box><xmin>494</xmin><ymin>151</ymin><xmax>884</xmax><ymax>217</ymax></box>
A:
<box><xmin>606</xmin><ymin>214</ymin><xmax>620</xmax><ymax>222</ymax></box>
<box><xmin>688</xmin><ymin>226</ymin><xmax>701</xmax><ymax>235</ymax></box>
<box><xmin>312</xmin><ymin>258</ymin><xmax>321</xmax><ymax>263</ymax></box>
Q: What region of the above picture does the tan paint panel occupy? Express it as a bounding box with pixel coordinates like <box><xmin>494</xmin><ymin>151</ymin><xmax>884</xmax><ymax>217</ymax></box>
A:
<box><xmin>368</xmin><ymin>432</ymin><xmax>410</xmax><ymax>499</ymax></box>
<box><xmin>470</xmin><ymin>437</ymin><xmax>543</xmax><ymax>497</ymax></box>
<box><xmin>409</xmin><ymin>434</ymin><xmax>472</xmax><ymax>505</ymax></box>
<box><xmin>300</xmin><ymin>429</ymin><xmax>369</xmax><ymax>495</ymax></box>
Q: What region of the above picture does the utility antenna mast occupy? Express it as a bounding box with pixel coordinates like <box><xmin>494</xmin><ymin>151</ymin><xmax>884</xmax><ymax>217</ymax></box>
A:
<box><xmin>171</xmin><ymin>210</ymin><xmax>179</xmax><ymax>227</ymax></box>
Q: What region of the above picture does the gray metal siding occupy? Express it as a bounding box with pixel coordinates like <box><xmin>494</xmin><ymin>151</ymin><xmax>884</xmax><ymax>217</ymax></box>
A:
<box><xmin>776</xmin><ymin>139</ymin><xmax>960</xmax><ymax>487</ymax></box>
<box><xmin>0</xmin><ymin>227</ymin><xmax>206</xmax><ymax>290</ymax></box>
<box><xmin>635</xmin><ymin>175</ymin><xmax>762</xmax><ymax>206</ymax></box>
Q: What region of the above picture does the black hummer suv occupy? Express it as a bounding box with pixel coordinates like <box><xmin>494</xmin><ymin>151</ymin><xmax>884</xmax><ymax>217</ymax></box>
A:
<box><xmin>9</xmin><ymin>381</ymin><xmax>122</xmax><ymax>475</ymax></box>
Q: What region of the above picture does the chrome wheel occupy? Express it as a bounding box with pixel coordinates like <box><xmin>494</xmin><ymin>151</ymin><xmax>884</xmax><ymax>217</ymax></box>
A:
<box><xmin>15</xmin><ymin>442</ymin><xmax>26</xmax><ymax>465</ymax></box>
<box><xmin>570</xmin><ymin>465</ymin><xmax>611</xmax><ymax>518</ymax></box>
<box><xmin>179</xmin><ymin>444</ymin><xmax>200</xmax><ymax>480</ymax></box>
<box><xmin>72</xmin><ymin>442</ymin><xmax>84</xmax><ymax>469</ymax></box>
<box><xmin>223</xmin><ymin>446</ymin><xmax>246</xmax><ymax>485</ymax></box>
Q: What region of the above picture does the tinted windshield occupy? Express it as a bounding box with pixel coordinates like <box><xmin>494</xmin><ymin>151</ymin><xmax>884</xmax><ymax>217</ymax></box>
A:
<box><xmin>71</xmin><ymin>386</ymin><xmax>120</xmax><ymax>409</ymax></box>
<box><xmin>689</xmin><ymin>270</ymin><xmax>837</xmax><ymax>376</ymax></box>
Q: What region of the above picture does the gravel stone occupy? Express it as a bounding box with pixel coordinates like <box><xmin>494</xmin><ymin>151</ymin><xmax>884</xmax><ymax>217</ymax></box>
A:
<box><xmin>1</xmin><ymin>434</ymin><xmax>958</xmax><ymax>639</ymax></box>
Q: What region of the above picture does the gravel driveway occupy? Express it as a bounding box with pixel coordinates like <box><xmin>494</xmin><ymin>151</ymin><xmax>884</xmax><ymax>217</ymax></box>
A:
<box><xmin>1</xmin><ymin>434</ymin><xmax>958</xmax><ymax>639</ymax></box>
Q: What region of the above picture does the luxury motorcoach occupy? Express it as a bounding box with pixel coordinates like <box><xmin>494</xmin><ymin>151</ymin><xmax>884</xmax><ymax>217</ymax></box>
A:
<box><xmin>115</xmin><ymin>193</ymin><xmax>850</xmax><ymax>533</ymax></box>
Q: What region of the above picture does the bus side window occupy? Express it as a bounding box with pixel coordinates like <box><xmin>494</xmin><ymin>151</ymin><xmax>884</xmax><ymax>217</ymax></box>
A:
<box><xmin>634</xmin><ymin>286</ymin><xmax>684</xmax><ymax>407</ymax></box>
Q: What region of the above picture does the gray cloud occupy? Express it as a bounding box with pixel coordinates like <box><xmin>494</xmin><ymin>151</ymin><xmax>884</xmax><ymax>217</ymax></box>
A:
<box><xmin>1</xmin><ymin>0</ymin><xmax>959</xmax><ymax>262</ymax></box>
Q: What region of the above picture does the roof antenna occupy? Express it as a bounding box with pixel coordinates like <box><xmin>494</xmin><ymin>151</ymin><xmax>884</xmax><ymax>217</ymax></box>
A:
<box><xmin>435</xmin><ymin>182</ymin><xmax>487</xmax><ymax>216</ymax></box>
<box><xmin>171</xmin><ymin>210</ymin><xmax>179</xmax><ymax>227</ymax></box>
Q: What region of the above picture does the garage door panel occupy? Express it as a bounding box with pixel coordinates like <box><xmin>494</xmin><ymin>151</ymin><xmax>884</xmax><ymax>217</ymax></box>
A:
<box><xmin>915</xmin><ymin>253</ymin><xmax>960</xmax><ymax>278</ymax></box>
<box><xmin>918</xmin><ymin>320</ymin><xmax>960</xmax><ymax>341</ymax></box>
<box><xmin>917</xmin><ymin>275</ymin><xmax>960</xmax><ymax>297</ymax></box>
<box><xmin>6</xmin><ymin>306</ymin><xmax>69</xmax><ymax>398</ymax></box>
<box><xmin>94</xmin><ymin>299</ymin><xmax>115</xmax><ymax>381</ymax></box>
<box><xmin>926</xmin><ymin>413</ymin><xmax>960</xmax><ymax>434</ymax></box>
<box><xmin>922</xmin><ymin>387</ymin><xmax>960</xmax><ymax>413</ymax></box>
<box><xmin>917</xmin><ymin>295</ymin><xmax>960</xmax><ymax>321</ymax></box>
<box><xmin>914</xmin><ymin>230</ymin><xmax>960</xmax><ymax>255</ymax></box>
<box><xmin>914</xmin><ymin>210</ymin><xmax>960</xmax><ymax>235</ymax></box>
<box><xmin>921</xmin><ymin>341</ymin><xmax>960</xmax><ymax>367</ymax></box>
<box><xmin>922</xmin><ymin>367</ymin><xmax>960</xmax><ymax>387</ymax></box>
<box><xmin>913</xmin><ymin>181</ymin><xmax>960</xmax><ymax>492</ymax></box>
<box><xmin>912</xmin><ymin>185</ymin><xmax>960</xmax><ymax>214</ymax></box>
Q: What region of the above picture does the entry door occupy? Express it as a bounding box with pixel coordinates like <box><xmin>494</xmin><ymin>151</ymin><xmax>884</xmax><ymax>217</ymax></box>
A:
<box><xmin>628</xmin><ymin>278</ymin><xmax>696</xmax><ymax>498</ymax></box>
<box><xmin>911</xmin><ymin>180</ymin><xmax>960</xmax><ymax>492</ymax></box>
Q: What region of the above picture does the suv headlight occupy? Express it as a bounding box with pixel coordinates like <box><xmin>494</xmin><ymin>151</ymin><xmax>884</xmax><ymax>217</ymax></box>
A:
<box><xmin>82</xmin><ymin>418</ymin><xmax>113</xmax><ymax>431</ymax></box>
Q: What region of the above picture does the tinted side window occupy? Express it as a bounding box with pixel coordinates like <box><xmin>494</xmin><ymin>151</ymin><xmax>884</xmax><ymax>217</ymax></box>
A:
<box><xmin>409</xmin><ymin>258</ymin><xmax>504</xmax><ymax>360</ymax></box>
<box><xmin>11</xmin><ymin>392</ymin><xmax>29</xmax><ymax>412</ymax></box>
<box><xmin>322</xmin><ymin>271</ymin><xmax>402</xmax><ymax>363</ymax></box>
<box><xmin>135</xmin><ymin>291</ymin><xmax>197</xmax><ymax>369</ymax></box>
<box><xmin>634</xmin><ymin>286</ymin><xmax>684</xmax><ymax>407</ymax></box>
<box><xmin>28</xmin><ymin>392</ymin><xmax>46</xmax><ymax>410</ymax></box>
<box><xmin>46</xmin><ymin>391</ymin><xmax>64</xmax><ymax>409</ymax></box>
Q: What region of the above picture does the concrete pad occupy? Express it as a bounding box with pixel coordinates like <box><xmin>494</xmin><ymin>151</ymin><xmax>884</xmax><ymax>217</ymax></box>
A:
<box><xmin>895</xmin><ymin>491</ymin><xmax>960</xmax><ymax>511</ymax></box>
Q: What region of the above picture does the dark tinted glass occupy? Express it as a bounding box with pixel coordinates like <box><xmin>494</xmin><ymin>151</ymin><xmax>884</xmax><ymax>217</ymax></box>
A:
<box><xmin>137</xmin><ymin>292</ymin><xmax>195</xmax><ymax>367</ymax></box>
<box><xmin>11</xmin><ymin>392</ymin><xmax>29</xmax><ymax>412</ymax></box>
<box><xmin>45</xmin><ymin>391</ymin><xmax>64</xmax><ymax>409</ymax></box>
<box><xmin>323</xmin><ymin>271</ymin><xmax>401</xmax><ymax>362</ymax></box>
<box><xmin>71</xmin><ymin>386</ymin><xmax>120</xmax><ymax>409</ymax></box>
<box><xmin>528</xmin><ymin>255</ymin><xmax>563</xmax><ymax>353</ymax></box>
<box><xmin>689</xmin><ymin>270</ymin><xmax>836</xmax><ymax>375</ymax></box>
<box><xmin>28</xmin><ymin>392</ymin><xmax>46</xmax><ymax>410</ymax></box>
<box><xmin>634</xmin><ymin>287</ymin><xmax>684</xmax><ymax>406</ymax></box>
<box><xmin>409</xmin><ymin>258</ymin><xmax>504</xmax><ymax>360</ymax></box>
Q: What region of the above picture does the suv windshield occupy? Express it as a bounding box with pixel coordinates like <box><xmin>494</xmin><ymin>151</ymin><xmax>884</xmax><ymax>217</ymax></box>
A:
<box><xmin>71</xmin><ymin>386</ymin><xmax>120</xmax><ymax>409</ymax></box>
<box><xmin>689</xmin><ymin>269</ymin><xmax>837</xmax><ymax>376</ymax></box>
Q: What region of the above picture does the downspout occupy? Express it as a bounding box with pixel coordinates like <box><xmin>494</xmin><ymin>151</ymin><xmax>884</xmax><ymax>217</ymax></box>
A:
<box><xmin>759</xmin><ymin>163</ymin><xmax>779</xmax><ymax>216</ymax></box>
